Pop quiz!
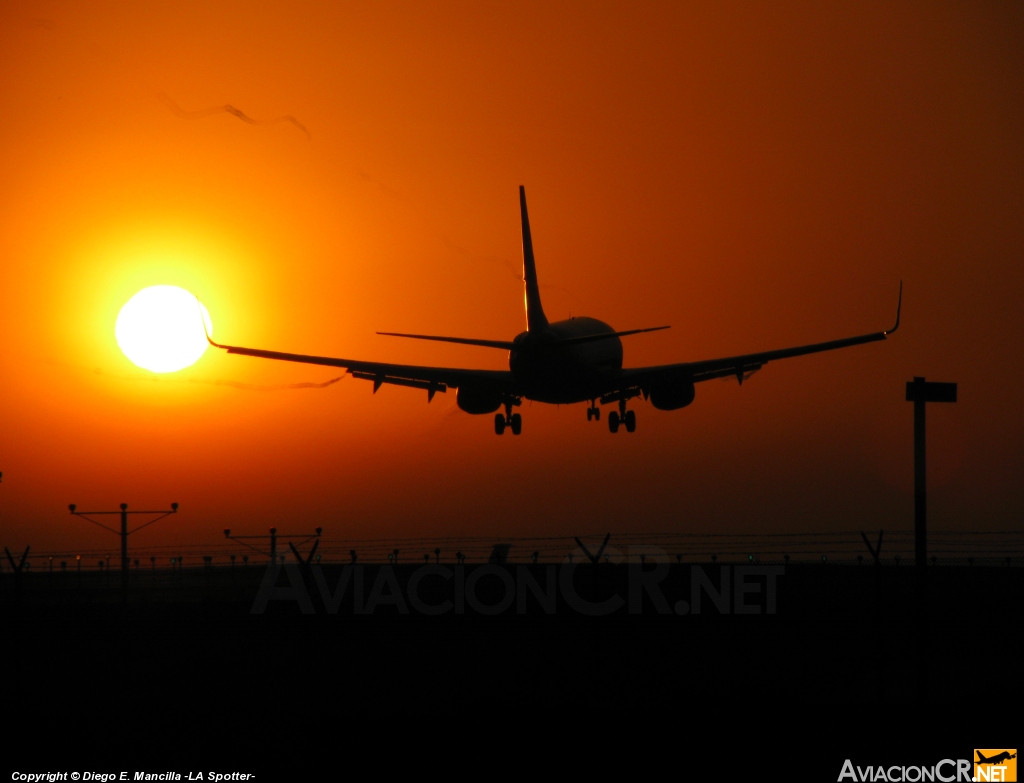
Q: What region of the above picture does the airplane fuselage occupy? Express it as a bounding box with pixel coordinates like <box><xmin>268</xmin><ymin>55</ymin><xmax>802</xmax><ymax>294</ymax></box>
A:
<box><xmin>509</xmin><ymin>316</ymin><xmax>622</xmax><ymax>404</ymax></box>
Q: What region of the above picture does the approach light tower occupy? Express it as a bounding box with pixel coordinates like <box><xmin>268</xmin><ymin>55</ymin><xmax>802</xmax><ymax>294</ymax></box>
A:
<box><xmin>70</xmin><ymin>502</ymin><xmax>179</xmax><ymax>591</ymax></box>
<box><xmin>905</xmin><ymin>377</ymin><xmax>957</xmax><ymax>571</ymax></box>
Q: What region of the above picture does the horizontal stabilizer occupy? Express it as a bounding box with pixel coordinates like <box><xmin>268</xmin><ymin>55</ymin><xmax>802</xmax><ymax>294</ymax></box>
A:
<box><xmin>377</xmin><ymin>332</ymin><xmax>516</xmax><ymax>350</ymax></box>
<box><xmin>555</xmin><ymin>325</ymin><xmax>670</xmax><ymax>346</ymax></box>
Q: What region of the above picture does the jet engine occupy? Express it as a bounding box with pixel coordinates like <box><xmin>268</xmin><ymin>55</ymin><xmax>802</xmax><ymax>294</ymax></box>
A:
<box><xmin>457</xmin><ymin>385</ymin><xmax>503</xmax><ymax>414</ymax></box>
<box><xmin>648</xmin><ymin>380</ymin><xmax>695</xmax><ymax>410</ymax></box>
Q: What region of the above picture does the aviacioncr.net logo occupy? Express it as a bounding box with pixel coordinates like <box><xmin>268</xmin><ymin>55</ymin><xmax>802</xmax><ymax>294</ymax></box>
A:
<box><xmin>974</xmin><ymin>750</ymin><xmax>1017</xmax><ymax>783</ymax></box>
<box><xmin>838</xmin><ymin>759</ymin><xmax>973</xmax><ymax>782</ymax></box>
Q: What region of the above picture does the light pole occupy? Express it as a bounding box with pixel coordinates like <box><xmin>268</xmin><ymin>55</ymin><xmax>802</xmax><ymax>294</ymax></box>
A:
<box><xmin>224</xmin><ymin>527</ymin><xmax>321</xmax><ymax>563</ymax></box>
<box><xmin>905</xmin><ymin>378</ymin><xmax>957</xmax><ymax>570</ymax></box>
<box><xmin>70</xmin><ymin>502</ymin><xmax>179</xmax><ymax>592</ymax></box>
<box><xmin>904</xmin><ymin>376</ymin><xmax>957</xmax><ymax>706</ymax></box>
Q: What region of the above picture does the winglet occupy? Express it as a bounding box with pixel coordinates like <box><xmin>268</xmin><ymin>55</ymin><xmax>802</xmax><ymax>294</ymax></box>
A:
<box><xmin>885</xmin><ymin>281</ymin><xmax>902</xmax><ymax>335</ymax></box>
<box><xmin>197</xmin><ymin>300</ymin><xmax>224</xmax><ymax>348</ymax></box>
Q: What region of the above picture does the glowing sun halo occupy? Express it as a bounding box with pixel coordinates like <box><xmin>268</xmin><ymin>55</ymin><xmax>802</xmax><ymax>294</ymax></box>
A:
<box><xmin>116</xmin><ymin>285</ymin><xmax>213</xmax><ymax>373</ymax></box>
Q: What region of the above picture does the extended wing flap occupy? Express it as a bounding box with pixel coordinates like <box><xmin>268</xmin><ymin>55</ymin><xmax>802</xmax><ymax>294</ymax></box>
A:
<box><xmin>612</xmin><ymin>284</ymin><xmax>902</xmax><ymax>392</ymax></box>
<box><xmin>210</xmin><ymin>341</ymin><xmax>516</xmax><ymax>394</ymax></box>
<box><xmin>617</xmin><ymin>330</ymin><xmax>887</xmax><ymax>390</ymax></box>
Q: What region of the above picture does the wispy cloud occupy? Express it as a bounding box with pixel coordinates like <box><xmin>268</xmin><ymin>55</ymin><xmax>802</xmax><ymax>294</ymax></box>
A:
<box><xmin>186</xmin><ymin>375</ymin><xmax>344</xmax><ymax>391</ymax></box>
<box><xmin>156</xmin><ymin>92</ymin><xmax>311</xmax><ymax>141</ymax></box>
<box><xmin>91</xmin><ymin>366</ymin><xmax>344</xmax><ymax>391</ymax></box>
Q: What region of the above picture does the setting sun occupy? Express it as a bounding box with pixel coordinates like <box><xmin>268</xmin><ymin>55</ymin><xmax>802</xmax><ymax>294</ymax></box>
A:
<box><xmin>115</xmin><ymin>285</ymin><xmax>213</xmax><ymax>373</ymax></box>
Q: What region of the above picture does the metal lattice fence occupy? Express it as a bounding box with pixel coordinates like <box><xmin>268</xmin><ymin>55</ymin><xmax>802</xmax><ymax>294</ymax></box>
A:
<box><xmin>4</xmin><ymin>529</ymin><xmax>1023</xmax><ymax>572</ymax></box>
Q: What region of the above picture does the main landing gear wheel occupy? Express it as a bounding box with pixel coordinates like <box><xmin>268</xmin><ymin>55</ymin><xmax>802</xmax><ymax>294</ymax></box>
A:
<box><xmin>608</xmin><ymin>399</ymin><xmax>637</xmax><ymax>433</ymax></box>
<box><xmin>494</xmin><ymin>405</ymin><xmax>522</xmax><ymax>436</ymax></box>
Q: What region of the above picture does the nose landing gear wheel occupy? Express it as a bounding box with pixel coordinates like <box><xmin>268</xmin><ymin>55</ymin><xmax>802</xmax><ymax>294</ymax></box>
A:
<box><xmin>510</xmin><ymin>413</ymin><xmax>522</xmax><ymax>435</ymax></box>
<box><xmin>494</xmin><ymin>413</ymin><xmax>506</xmax><ymax>435</ymax></box>
<box><xmin>608</xmin><ymin>411</ymin><xmax>620</xmax><ymax>433</ymax></box>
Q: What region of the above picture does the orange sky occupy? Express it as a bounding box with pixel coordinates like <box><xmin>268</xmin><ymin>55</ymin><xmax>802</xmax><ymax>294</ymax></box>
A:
<box><xmin>1</xmin><ymin>1</ymin><xmax>1022</xmax><ymax>553</ymax></box>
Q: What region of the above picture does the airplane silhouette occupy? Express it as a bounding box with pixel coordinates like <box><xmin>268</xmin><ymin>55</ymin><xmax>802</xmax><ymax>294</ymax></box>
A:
<box><xmin>977</xmin><ymin>752</ymin><xmax>1017</xmax><ymax>765</ymax></box>
<box><xmin>208</xmin><ymin>186</ymin><xmax>901</xmax><ymax>435</ymax></box>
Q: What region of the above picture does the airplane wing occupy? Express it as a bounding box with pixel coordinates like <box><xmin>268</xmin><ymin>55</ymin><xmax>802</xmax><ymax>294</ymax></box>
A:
<box><xmin>609</xmin><ymin>284</ymin><xmax>901</xmax><ymax>395</ymax></box>
<box><xmin>206</xmin><ymin>339</ymin><xmax>517</xmax><ymax>401</ymax></box>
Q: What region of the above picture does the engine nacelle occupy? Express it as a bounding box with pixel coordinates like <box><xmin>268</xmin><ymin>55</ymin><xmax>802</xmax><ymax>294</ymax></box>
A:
<box><xmin>457</xmin><ymin>385</ymin><xmax>503</xmax><ymax>415</ymax></box>
<box><xmin>649</xmin><ymin>380</ymin><xmax>695</xmax><ymax>410</ymax></box>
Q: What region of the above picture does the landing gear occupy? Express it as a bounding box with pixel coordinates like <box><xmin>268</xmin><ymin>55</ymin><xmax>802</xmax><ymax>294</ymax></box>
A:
<box><xmin>494</xmin><ymin>404</ymin><xmax>522</xmax><ymax>436</ymax></box>
<box><xmin>586</xmin><ymin>400</ymin><xmax>601</xmax><ymax>421</ymax></box>
<box><xmin>608</xmin><ymin>398</ymin><xmax>636</xmax><ymax>434</ymax></box>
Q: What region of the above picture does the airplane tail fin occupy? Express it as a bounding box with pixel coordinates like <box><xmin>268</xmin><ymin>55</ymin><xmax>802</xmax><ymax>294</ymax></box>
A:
<box><xmin>520</xmin><ymin>186</ymin><xmax>548</xmax><ymax>332</ymax></box>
